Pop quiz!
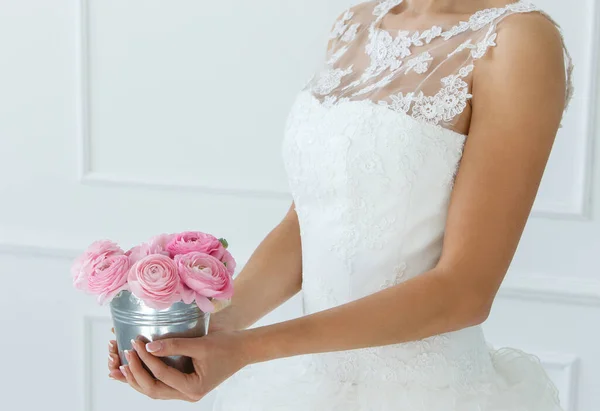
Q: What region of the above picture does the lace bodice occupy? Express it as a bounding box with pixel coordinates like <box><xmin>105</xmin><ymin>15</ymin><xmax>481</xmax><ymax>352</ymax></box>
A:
<box><xmin>305</xmin><ymin>0</ymin><xmax>573</xmax><ymax>135</ymax></box>
<box><xmin>278</xmin><ymin>0</ymin><xmax>573</xmax><ymax>387</ymax></box>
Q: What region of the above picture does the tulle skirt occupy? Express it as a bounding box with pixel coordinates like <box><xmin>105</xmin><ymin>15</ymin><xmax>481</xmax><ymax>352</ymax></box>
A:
<box><xmin>212</xmin><ymin>346</ymin><xmax>563</xmax><ymax>411</ymax></box>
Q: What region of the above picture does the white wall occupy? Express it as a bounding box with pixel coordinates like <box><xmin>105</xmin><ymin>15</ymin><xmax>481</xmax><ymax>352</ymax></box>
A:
<box><xmin>0</xmin><ymin>1</ymin><xmax>598</xmax><ymax>410</ymax></box>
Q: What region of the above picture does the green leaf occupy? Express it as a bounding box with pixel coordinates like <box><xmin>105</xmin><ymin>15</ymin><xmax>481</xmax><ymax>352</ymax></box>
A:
<box><xmin>219</xmin><ymin>238</ymin><xmax>229</xmax><ymax>249</ymax></box>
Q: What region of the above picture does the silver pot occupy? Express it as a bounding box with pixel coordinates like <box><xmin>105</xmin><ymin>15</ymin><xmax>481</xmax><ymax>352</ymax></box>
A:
<box><xmin>110</xmin><ymin>290</ymin><xmax>210</xmax><ymax>375</ymax></box>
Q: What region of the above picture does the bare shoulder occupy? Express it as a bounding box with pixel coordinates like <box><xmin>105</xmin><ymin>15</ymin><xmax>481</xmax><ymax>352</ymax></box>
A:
<box><xmin>472</xmin><ymin>10</ymin><xmax>568</xmax><ymax>112</ymax></box>
<box><xmin>491</xmin><ymin>10</ymin><xmax>567</xmax><ymax>77</ymax></box>
<box><xmin>497</xmin><ymin>10</ymin><xmax>565</xmax><ymax>51</ymax></box>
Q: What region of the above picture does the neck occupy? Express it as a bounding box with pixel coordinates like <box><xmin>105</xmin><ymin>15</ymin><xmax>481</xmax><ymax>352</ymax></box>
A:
<box><xmin>395</xmin><ymin>0</ymin><xmax>498</xmax><ymax>15</ymax></box>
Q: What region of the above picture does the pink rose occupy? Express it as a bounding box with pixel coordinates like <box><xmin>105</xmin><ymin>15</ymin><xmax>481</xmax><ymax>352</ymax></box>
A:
<box><xmin>220</xmin><ymin>249</ymin><xmax>236</xmax><ymax>276</ymax></box>
<box><xmin>88</xmin><ymin>255</ymin><xmax>130</xmax><ymax>304</ymax></box>
<box><xmin>175</xmin><ymin>252</ymin><xmax>234</xmax><ymax>313</ymax></box>
<box><xmin>128</xmin><ymin>254</ymin><xmax>182</xmax><ymax>310</ymax></box>
<box><xmin>166</xmin><ymin>231</ymin><xmax>226</xmax><ymax>259</ymax></box>
<box><xmin>126</xmin><ymin>243</ymin><xmax>169</xmax><ymax>265</ymax></box>
<box><xmin>71</xmin><ymin>240</ymin><xmax>130</xmax><ymax>304</ymax></box>
<box><xmin>148</xmin><ymin>233</ymin><xmax>176</xmax><ymax>251</ymax></box>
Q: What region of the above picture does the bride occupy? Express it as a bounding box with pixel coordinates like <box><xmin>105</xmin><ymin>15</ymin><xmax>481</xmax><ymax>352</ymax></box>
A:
<box><xmin>107</xmin><ymin>0</ymin><xmax>573</xmax><ymax>409</ymax></box>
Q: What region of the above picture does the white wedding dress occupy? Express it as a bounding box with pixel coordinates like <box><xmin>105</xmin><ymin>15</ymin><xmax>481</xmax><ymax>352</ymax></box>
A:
<box><xmin>213</xmin><ymin>1</ymin><xmax>574</xmax><ymax>410</ymax></box>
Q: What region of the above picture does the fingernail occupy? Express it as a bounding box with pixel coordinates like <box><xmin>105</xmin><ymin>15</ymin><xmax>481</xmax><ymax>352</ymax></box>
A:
<box><xmin>108</xmin><ymin>354</ymin><xmax>114</xmax><ymax>363</ymax></box>
<box><xmin>120</xmin><ymin>365</ymin><xmax>128</xmax><ymax>377</ymax></box>
<box><xmin>108</xmin><ymin>341</ymin><xmax>114</xmax><ymax>351</ymax></box>
<box><xmin>124</xmin><ymin>350</ymin><xmax>131</xmax><ymax>361</ymax></box>
<box><xmin>130</xmin><ymin>339</ymin><xmax>137</xmax><ymax>350</ymax></box>
<box><xmin>146</xmin><ymin>341</ymin><xmax>162</xmax><ymax>353</ymax></box>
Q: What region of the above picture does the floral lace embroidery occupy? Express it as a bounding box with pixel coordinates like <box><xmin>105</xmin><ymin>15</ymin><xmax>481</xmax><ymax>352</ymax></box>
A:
<box><xmin>379</xmin><ymin>65</ymin><xmax>474</xmax><ymax>124</ymax></box>
<box><xmin>363</xmin><ymin>25</ymin><xmax>442</xmax><ymax>79</ymax></box>
<box><xmin>330</xmin><ymin>10</ymin><xmax>361</xmax><ymax>44</ymax></box>
<box><xmin>405</xmin><ymin>51</ymin><xmax>433</xmax><ymax>74</ymax></box>
<box><xmin>441</xmin><ymin>1</ymin><xmax>538</xmax><ymax>40</ymax></box>
<box><xmin>448</xmin><ymin>28</ymin><xmax>497</xmax><ymax>60</ymax></box>
<box><xmin>379</xmin><ymin>91</ymin><xmax>414</xmax><ymax>113</ymax></box>
<box><xmin>321</xmin><ymin>94</ymin><xmax>350</xmax><ymax>108</ymax></box>
<box><xmin>372</xmin><ymin>0</ymin><xmax>403</xmax><ymax>19</ymax></box>
<box><xmin>311</xmin><ymin>66</ymin><xmax>354</xmax><ymax>95</ymax></box>
<box><xmin>380</xmin><ymin>261</ymin><xmax>408</xmax><ymax>289</ymax></box>
<box><xmin>309</xmin><ymin>0</ymin><xmax>574</xmax><ymax>129</ymax></box>
<box><xmin>302</xmin><ymin>331</ymin><xmax>498</xmax><ymax>386</ymax></box>
<box><xmin>364</xmin><ymin>27</ymin><xmax>412</xmax><ymax>77</ymax></box>
<box><xmin>329</xmin><ymin>10</ymin><xmax>354</xmax><ymax>39</ymax></box>
<box><xmin>342</xmin><ymin>23</ymin><xmax>361</xmax><ymax>43</ymax></box>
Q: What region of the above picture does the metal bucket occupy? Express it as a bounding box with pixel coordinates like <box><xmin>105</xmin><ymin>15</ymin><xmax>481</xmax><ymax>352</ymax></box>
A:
<box><xmin>110</xmin><ymin>290</ymin><xmax>210</xmax><ymax>375</ymax></box>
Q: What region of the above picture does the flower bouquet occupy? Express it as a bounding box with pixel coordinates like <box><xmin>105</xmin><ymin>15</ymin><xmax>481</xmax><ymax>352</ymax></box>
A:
<box><xmin>71</xmin><ymin>231</ymin><xmax>235</xmax><ymax>374</ymax></box>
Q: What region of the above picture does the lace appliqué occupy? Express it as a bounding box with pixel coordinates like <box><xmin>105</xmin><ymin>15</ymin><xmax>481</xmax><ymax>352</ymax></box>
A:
<box><xmin>330</xmin><ymin>10</ymin><xmax>361</xmax><ymax>43</ymax></box>
<box><xmin>373</xmin><ymin>0</ymin><xmax>403</xmax><ymax>19</ymax></box>
<box><xmin>329</xmin><ymin>10</ymin><xmax>354</xmax><ymax>39</ymax></box>
<box><xmin>308</xmin><ymin>0</ymin><xmax>572</xmax><ymax>131</ymax></box>
<box><xmin>342</xmin><ymin>23</ymin><xmax>361</xmax><ymax>43</ymax></box>
<box><xmin>380</xmin><ymin>262</ymin><xmax>408</xmax><ymax>289</ymax></box>
<box><xmin>363</xmin><ymin>26</ymin><xmax>441</xmax><ymax>79</ymax></box>
<box><xmin>311</xmin><ymin>66</ymin><xmax>354</xmax><ymax>95</ymax></box>
<box><xmin>448</xmin><ymin>27</ymin><xmax>497</xmax><ymax>60</ymax></box>
<box><xmin>378</xmin><ymin>65</ymin><xmax>474</xmax><ymax>125</ymax></box>
<box><xmin>441</xmin><ymin>1</ymin><xmax>538</xmax><ymax>40</ymax></box>
<box><xmin>364</xmin><ymin>27</ymin><xmax>412</xmax><ymax>77</ymax></box>
<box><xmin>405</xmin><ymin>51</ymin><xmax>433</xmax><ymax>74</ymax></box>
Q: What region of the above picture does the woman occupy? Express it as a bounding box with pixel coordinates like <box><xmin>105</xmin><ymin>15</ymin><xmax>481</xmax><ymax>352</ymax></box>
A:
<box><xmin>108</xmin><ymin>0</ymin><xmax>573</xmax><ymax>409</ymax></box>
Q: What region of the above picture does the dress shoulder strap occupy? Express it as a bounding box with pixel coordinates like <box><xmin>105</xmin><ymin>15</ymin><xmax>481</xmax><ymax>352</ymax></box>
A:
<box><xmin>306</xmin><ymin>1</ymin><xmax>574</xmax><ymax>133</ymax></box>
<box><xmin>441</xmin><ymin>2</ymin><xmax>575</xmax><ymax>111</ymax></box>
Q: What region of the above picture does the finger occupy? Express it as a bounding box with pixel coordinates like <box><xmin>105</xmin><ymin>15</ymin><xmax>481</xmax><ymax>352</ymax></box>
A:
<box><xmin>109</xmin><ymin>368</ymin><xmax>127</xmax><ymax>383</ymax></box>
<box><xmin>145</xmin><ymin>338</ymin><xmax>198</xmax><ymax>358</ymax></box>
<box><xmin>111</xmin><ymin>327</ymin><xmax>114</xmax><ymax>334</ymax></box>
<box><xmin>108</xmin><ymin>340</ymin><xmax>118</xmax><ymax>354</ymax></box>
<box><xmin>120</xmin><ymin>364</ymin><xmax>145</xmax><ymax>394</ymax></box>
<box><xmin>108</xmin><ymin>341</ymin><xmax>123</xmax><ymax>377</ymax></box>
<box><xmin>125</xmin><ymin>347</ymin><xmax>187</xmax><ymax>400</ymax></box>
<box><xmin>108</xmin><ymin>352</ymin><xmax>122</xmax><ymax>374</ymax></box>
<box><xmin>131</xmin><ymin>339</ymin><xmax>192</xmax><ymax>392</ymax></box>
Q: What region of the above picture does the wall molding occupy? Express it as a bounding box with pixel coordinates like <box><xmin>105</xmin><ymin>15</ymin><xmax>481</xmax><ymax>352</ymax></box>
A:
<box><xmin>83</xmin><ymin>315</ymin><xmax>112</xmax><ymax>411</ymax></box>
<box><xmin>81</xmin><ymin>171</ymin><xmax>292</xmax><ymax>199</ymax></box>
<box><xmin>567</xmin><ymin>0</ymin><xmax>600</xmax><ymax>221</ymax></box>
<box><xmin>83</xmin><ymin>315</ymin><xmax>95</xmax><ymax>411</ymax></box>
<box><xmin>75</xmin><ymin>0</ymin><xmax>289</xmax><ymax>200</ymax></box>
<box><xmin>0</xmin><ymin>242</ymin><xmax>79</xmax><ymax>259</ymax></box>
<box><xmin>487</xmin><ymin>347</ymin><xmax>579</xmax><ymax>411</ymax></box>
<box><xmin>75</xmin><ymin>0</ymin><xmax>598</xmax><ymax>216</ymax></box>
<box><xmin>499</xmin><ymin>272</ymin><xmax>600</xmax><ymax>307</ymax></box>
<box><xmin>76</xmin><ymin>0</ymin><xmax>90</xmax><ymax>184</ymax></box>
<box><xmin>539</xmin><ymin>352</ymin><xmax>579</xmax><ymax>411</ymax></box>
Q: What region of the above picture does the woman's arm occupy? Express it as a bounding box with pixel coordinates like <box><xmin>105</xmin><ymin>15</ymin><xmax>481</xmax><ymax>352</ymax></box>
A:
<box><xmin>214</xmin><ymin>201</ymin><xmax>303</xmax><ymax>331</ymax></box>
<box><xmin>241</xmin><ymin>12</ymin><xmax>568</xmax><ymax>364</ymax></box>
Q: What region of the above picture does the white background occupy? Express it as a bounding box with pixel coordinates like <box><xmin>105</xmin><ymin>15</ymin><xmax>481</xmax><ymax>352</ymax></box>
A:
<box><xmin>0</xmin><ymin>0</ymin><xmax>598</xmax><ymax>410</ymax></box>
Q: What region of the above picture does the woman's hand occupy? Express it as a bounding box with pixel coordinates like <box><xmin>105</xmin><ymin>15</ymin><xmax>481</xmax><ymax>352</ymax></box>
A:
<box><xmin>107</xmin><ymin>311</ymin><xmax>238</xmax><ymax>385</ymax></box>
<box><xmin>122</xmin><ymin>331</ymin><xmax>248</xmax><ymax>402</ymax></box>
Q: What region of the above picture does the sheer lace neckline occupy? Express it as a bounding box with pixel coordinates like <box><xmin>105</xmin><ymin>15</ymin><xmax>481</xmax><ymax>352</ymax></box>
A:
<box><xmin>375</xmin><ymin>0</ymin><xmax>530</xmax><ymax>37</ymax></box>
<box><xmin>303</xmin><ymin>0</ymin><xmax>572</xmax><ymax>132</ymax></box>
<box><xmin>301</xmin><ymin>89</ymin><xmax>469</xmax><ymax>140</ymax></box>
